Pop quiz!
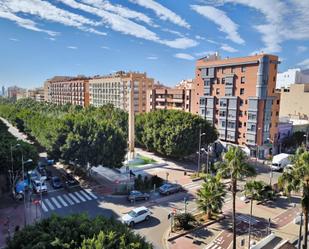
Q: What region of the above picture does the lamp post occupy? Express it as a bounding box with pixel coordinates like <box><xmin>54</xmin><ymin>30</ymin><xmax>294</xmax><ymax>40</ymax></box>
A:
<box><xmin>198</xmin><ymin>128</ymin><xmax>206</xmax><ymax>174</ymax></box>
<box><xmin>267</xmin><ymin>138</ymin><xmax>274</xmax><ymax>187</ymax></box>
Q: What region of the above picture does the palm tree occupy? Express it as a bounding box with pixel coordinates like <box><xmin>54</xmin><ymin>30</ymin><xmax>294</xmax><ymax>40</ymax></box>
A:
<box><xmin>216</xmin><ymin>146</ymin><xmax>256</xmax><ymax>249</ymax></box>
<box><xmin>196</xmin><ymin>174</ymin><xmax>226</xmax><ymax>219</ymax></box>
<box><xmin>278</xmin><ymin>147</ymin><xmax>309</xmax><ymax>249</ymax></box>
<box><xmin>244</xmin><ymin>180</ymin><xmax>265</xmax><ymax>249</ymax></box>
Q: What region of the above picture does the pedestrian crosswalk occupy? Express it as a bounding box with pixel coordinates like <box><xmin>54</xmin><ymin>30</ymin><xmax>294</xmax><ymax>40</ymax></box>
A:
<box><xmin>205</xmin><ymin>243</ymin><xmax>223</xmax><ymax>249</ymax></box>
<box><xmin>41</xmin><ymin>189</ymin><xmax>98</xmax><ymax>213</ymax></box>
<box><xmin>183</xmin><ymin>181</ymin><xmax>203</xmax><ymax>190</ymax></box>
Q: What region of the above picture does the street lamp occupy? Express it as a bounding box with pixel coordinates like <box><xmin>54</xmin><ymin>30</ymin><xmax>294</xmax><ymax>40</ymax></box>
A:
<box><xmin>267</xmin><ymin>138</ymin><xmax>273</xmax><ymax>187</ymax></box>
<box><xmin>16</xmin><ymin>144</ymin><xmax>33</xmax><ymax>227</ymax></box>
<box><xmin>198</xmin><ymin>128</ymin><xmax>206</xmax><ymax>174</ymax></box>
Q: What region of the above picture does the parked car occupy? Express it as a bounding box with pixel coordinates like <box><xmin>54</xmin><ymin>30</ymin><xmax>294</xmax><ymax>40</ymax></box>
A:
<box><xmin>159</xmin><ymin>183</ymin><xmax>182</xmax><ymax>195</ymax></box>
<box><xmin>51</xmin><ymin>176</ymin><xmax>63</xmax><ymax>189</ymax></box>
<box><xmin>65</xmin><ymin>173</ymin><xmax>79</xmax><ymax>186</ymax></box>
<box><xmin>121</xmin><ymin>206</ymin><xmax>151</xmax><ymax>227</ymax></box>
<box><xmin>31</xmin><ymin>179</ymin><xmax>47</xmax><ymax>193</ymax></box>
<box><xmin>127</xmin><ymin>190</ymin><xmax>150</xmax><ymax>202</ymax></box>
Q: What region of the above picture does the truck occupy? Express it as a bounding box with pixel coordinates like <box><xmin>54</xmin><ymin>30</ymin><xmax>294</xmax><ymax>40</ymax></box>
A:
<box><xmin>271</xmin><ymin>153</ymin><xmax>291</xmax><ymax>171</ymax></box>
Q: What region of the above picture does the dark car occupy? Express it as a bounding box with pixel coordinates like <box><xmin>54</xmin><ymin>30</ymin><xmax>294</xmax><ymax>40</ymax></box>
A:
<box><xmin>65</xmin><ymin>173</ymin><xmax>79</xmax><ymax>186</ymax></box>
<box><xmin>159</xmin><ymin>183</ymin><xmax>182</xmax><ymax>195</ymax></box>
<box><xmin>127</xmin><ymin>190</ymin><xmax>150</xmax><ymax>202</ymax></box>
<box><xmin>51</xmin><ymin>176</ymin><xmax>63</xmax><ymax>189</ymax></box>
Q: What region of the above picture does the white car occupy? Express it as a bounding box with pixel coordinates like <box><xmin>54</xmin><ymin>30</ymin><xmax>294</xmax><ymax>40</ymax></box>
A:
<box><xmin>31</xmin><ymin>179</ymin><xmax>48</xmax><ymax>193</ymax></box>
<box><xmin>121</xmin><ymin>206</ymin><xmax>151</xmax><ymax>227</ymax></box>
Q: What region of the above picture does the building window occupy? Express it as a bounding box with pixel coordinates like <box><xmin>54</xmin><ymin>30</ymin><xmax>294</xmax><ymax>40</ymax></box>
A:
<box><xmin>276</xmin><ymin>111</ymin><xmax>279</xmax><ymax>116</ymax></box>
<box><xmin>217</xmin><ymin>78</ymin><xmax>220</xmax><ymax>84</ymax></box>
<box><xmin>241</xmin><ymin>66</ymin><xmax>246</xmax><ymax>72</ymax></box>
<box><xmin>222</xmin><ymin>67</ymin><xmax>225</xmax><ymax>74</ymax></box>
<box><xmin>241</xmin><ymin>77</ymin><xmax>245</xmax><ymax>84</ymax></box>
<box><xmin>239</xmin><ymin>99</ymin><xmax>244</xmax><ymax>106</ymax></box>
<box><xmin>239</xmin><ymin>122</ymin><xmax>242</xmax><ymax>128</ymax></box>
<box><xmin>239</xmin><ymin>110</ymin><xmax>243</xmax><ymax>117</ymax></box>
<box><xmin>244</xmin><ymin>122</ymin><xmax>246</xmax><ymax>127</ymax></box>
<box><xmin>216</xmin><ymin>88</ymin><xmax>220</xmax><ymax>95</ymax></box>
<box><xmin>277</xmin><ymin>99</ymin><xmax>280</xmax><ymax>105</ymax></box>
<box><xmin>231</xmin><ymin>67</ymin><xmax>234</xmax><ymax>73</ymax></box>
<box><xmin>245</xmin><ymin>99</ymin><xmax>248</xmax><ymax>105</ymax></box>
<box><xmin>240</xmin><ymin>88</ymin><xmax>245</xmax><ymax>95</ymax></box>
<box><xmin>273</xmin><ymin>76</ymin><xmax>276</xmax><ymax>82</ymax></box>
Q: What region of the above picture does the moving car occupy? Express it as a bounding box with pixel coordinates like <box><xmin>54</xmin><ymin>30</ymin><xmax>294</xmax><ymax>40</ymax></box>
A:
<box><xmin>159</xmin><ymin>183</ymin><xmax>182</xmax><ymax>195</ymax></box>
<box><xmin>31</xmin><ymin>179</ymin><xmax>47</xmax><ymax>193</ymax></box>
<box><xmin>271</xmin><ymin>153</ymin><xmax>291</xmax><ymax>171</ymax></box>
<box><xmin>51</xmin><ymin>176</ymin><xmax>63</xmax><ymax>189</ymax></box>
<box><xmin>127</xmin><ymin>190</ymin><xmax>150</xmax><ymax>202</ymax></box>
<box><xmin>121</xmin><ymin>206</ymin><xmax>151</xmax><ymax>227</ymax></box>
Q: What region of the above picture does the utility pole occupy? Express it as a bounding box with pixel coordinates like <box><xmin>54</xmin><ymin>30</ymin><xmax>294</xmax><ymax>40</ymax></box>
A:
<box><xmin>198</xmin><ymin>129</ymin><xmax>206</xmax><ymax>174</ymax></box>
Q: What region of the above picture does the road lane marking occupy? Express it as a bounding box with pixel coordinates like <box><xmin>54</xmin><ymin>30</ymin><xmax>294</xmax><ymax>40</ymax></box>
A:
<box><xmin>44</xmin><ymin>199</ymin><xmax>55</xmax><ymax>210</ymax></box>
<box><xmin>63</xmin><ymin>194</ymin><xmax>75</xmax><ymax>205</ymax></box>
<box><xmin>85</xmin><ymin>189</ymin><xmax>98</xmax><ymax>199</ymax></box>
<box><xmin>74</xmin><ymin>191</ymin><xmax>86</xmax><ymax>202</ymax></box>
<box><xmin>51</xmin><ymin>197</ymin><xmax>62</xmax><ymax>209</ymax></box>
<box><xmin>68</xmin><ymin>193</ymin><xmax>80</xmax><ymax>203</ymax></box>
<box><xmin>57</xmin><ymin>196</ymin><xmax>68</xmax><ymax>207</ymax></box>
<box><xmin>79</xmin><ymin>190</ymin><xmax>92</xmax><ymax>201</ymax></box>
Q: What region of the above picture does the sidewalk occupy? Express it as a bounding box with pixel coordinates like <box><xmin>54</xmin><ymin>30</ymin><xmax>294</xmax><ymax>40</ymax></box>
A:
<box><xmin>0</xmin><ymin>203</ymin><xmax>40</xmax><ymax>248</ymax></box>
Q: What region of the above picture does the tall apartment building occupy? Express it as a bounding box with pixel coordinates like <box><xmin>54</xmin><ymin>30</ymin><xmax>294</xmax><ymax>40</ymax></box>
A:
<box><xmin>276</xmin><ymin>68</ymin><xmax>309</xmax><ymax>89</ymax></box>
<box><xmin>45</xmin><ymin>76</ymin><xmax>89</xmax><ymax>107</ymax></box>
<box><xmin>194</xmin><ymin>53</ymin><xmax>280</xmax><ymax>157</ymax></box>
<box><xmin>89</xmin><ymin>71</ymin><xmax>153</xmax><ymax>113</ymax></box>
<box><xmin>147</xmin><ymin>80</ymin><xmax>194</xmax><ymax>112</ymax></box>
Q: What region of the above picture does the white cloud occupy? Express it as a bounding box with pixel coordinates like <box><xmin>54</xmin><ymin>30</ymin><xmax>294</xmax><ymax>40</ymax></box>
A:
<box><xmin>147</xmin><ymin>56</ymin><xmax>158</xmax><ymax>60</ymax></box>
<box><xmin>206</xmin><ymin>39</ymin><xmax>219</xmax><ymax>44</ymax></box>
<box><xmin>203</xmin><ymin>0</ymin><xmax>309</xmax><ymax>53</ymax></box>
<box><xmin>129</xmin><ymin>0</ymin><xmax>190</xmax><ymax>29</ymax></box>
<box><xmin>81</xmin><ymin>0</ymin><xmax>154</xmax><ymax>26</ymax></box>
<box><xmin>220</xmin><ymin>44</ymin><xmax>238</xmax><ymax>52</ymax></box>
<box><xmin>174</xmin><ymin>53</ymin><xmax>195</xmax><ymax>61</ymax></box>
<box><xmin>160</xmin><ymin>37</ymin><xmax>198</xmax><ymax>49</ymax></box>
<box><xmin>297</xmin><ymin>58</ymin><xmax>309</xmax><ymax>69</ymax></box>
<box><xmin>67</xmin><ymin>46</ymin><xmax>78</xmax><ymax>49</ymax></box>
<box><xmin>194</xmin><ymin>51</ymin><xmax>216</xmax><ymax>57</ymax></box>
<box><xmin>297</xmin><ymin>46</ymin><xmax>308</xmax><ymax>53</ymax></box>
<box><xmin>191</xmin><ymin>5</ymin><xmax>244</xmax><ymax>44</ymax></box>
<box><xmin>0</xmin><ymin>0</ymin><xmax>105</xmax><ymax>36</ymax></box>
<box><xmin>9</xmin><ymin>38</ymin><xmax>19</xmax><ymax>42</ymax></box>
<box><xmin>101</xmin><ymin>46</ymin><xmax>110</xmax><ymax>50</ymax></box>
<box><xmin>48</xmin><ymin>37</ymin><xmax>56</xmax><ymax>41</ymax></box>
<box><xmin>195</xmin><ymin>35</ymin><xmax>206</xmax><ymax>40</ymax></box>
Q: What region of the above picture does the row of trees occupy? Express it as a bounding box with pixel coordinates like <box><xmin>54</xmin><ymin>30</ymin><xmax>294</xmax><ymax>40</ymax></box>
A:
<box><xmin>6</xmin><ymin>214</ymin><xmax>152</xmax><ymax>249</ymax></box>
<box><xmin>0</xmin><ymin>98</ymin><xmax>128</xmax><ymax>170</ymax></box>
<box><xmin>0</xmin><ymin>99</ymin><xmax>218</xmax><ymax>170</ymax></box>
<box><xmin>0</xmin><ymin>119</ymin><xmax>38</xmax><ymax>194</ymax></box>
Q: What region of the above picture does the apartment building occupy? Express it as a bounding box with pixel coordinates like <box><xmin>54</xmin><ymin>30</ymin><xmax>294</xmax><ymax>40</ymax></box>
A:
<box><xmin>194</xmin><ymin>53</ymin><xmax>280</xmax><ymax>157</ymax></box>
<box><xmin>45</xmin><ymin>76</ymin><xmax>89</xmax><ymax>107</ymax></box>
<box><xmin>7</xmin><ymin>86</ymin><xmax>27</xmax><ymax>100</ymax></box>
<box><xmin>147</xmin><ymin>81</ymin><xmax>194</xmax><ymax>112</ymax></box>
<box><xmin>279</xmin><ymin>84</ymin><xmax>309</xmax><ymax>120</ymax></box>
<box><xmin>276</xmin><ymin>68</ymin><xmax>309</xmax><ymax>89</ymax></box>
<box><xmin>89</xmin><ymin>71</ymin><xmax>153</xmax><ymax>113</ymax></box>
<box><xmin>27</xmin><ymin>87</ymin><xmax>45</xmax><ymax>102</ymax></box>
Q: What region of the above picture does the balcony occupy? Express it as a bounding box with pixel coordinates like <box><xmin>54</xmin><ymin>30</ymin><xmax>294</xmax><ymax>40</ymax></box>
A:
<box><xmin>156</xmin><ymin>98</ymin><xmax>166</xmax><ymax>102</ymax></box>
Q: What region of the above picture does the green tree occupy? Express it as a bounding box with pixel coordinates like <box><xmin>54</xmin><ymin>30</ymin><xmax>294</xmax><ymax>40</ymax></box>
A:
<box><xmin>216</xmin><ymin>146</ymin><xmax>256</xmax><ymax>249</ymax></box>
<box><xmin>196</xmin><ymin>174</ymin><xmax>226</xmax><ymax>219</ymax></box>
<box><xmin>278</xmin><ymin>147</ymin><xmax>309</xmax><ymax>249</ymax></box>
<box><xmin>135</xmin><ymin>110</ymin><xmax>217</xmax><ymax>158</ymax></box>
<box><xmin>174</xmin><ymin>213</ymin><xmax>196</xmax><ymax>230</ymax></box>
<box><xmin>6</xmin><ymin>214</ymin><xmax>152</xmax><ymax>249</ymax></box>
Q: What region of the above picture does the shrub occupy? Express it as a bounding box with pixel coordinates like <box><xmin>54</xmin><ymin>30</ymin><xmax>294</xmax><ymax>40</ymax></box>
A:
<box><xmin>174</xmin><ymin>213</ymin><xmax>196</xmax><ymax>230</ymax></box>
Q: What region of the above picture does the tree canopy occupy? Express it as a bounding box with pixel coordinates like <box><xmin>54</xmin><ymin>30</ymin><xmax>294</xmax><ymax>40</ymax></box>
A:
<box><xmin>0</xmin><ymin>99</ymin><xmax>128</xmax><ymax>169</ymax></box>
<box><xmin>6</xmin><ymin>214</ymin><xmax>152</xmax><ymax>249</ymax></box>
<box><xmin>135</xmin><ymin>110</ymin><xmax>218</xmax><ymax>158</ymax></box>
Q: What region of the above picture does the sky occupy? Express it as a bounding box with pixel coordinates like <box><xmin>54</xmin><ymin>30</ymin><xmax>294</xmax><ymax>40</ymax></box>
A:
<box><xmin>1</xmin><ymin>0</ymin><xmax>309</xmax><ymax>89</ymax></box>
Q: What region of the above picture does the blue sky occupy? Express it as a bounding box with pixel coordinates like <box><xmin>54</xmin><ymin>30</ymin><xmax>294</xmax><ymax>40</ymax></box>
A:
<box><xmin>1</xmin><ymin>0</ymin><xmax>309</xmax><ymax>88</ymax></box>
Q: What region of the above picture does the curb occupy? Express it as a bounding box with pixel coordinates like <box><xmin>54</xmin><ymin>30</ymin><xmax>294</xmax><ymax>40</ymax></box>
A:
<box><xmin>162</xmin><ymin>227</ymin><xmax>171</xmax><ymax>249</ymax></box>
<box><xmin>167</xmin><ymin>215</ymin><xmax>225</xmax><ymax>242</ymax></box>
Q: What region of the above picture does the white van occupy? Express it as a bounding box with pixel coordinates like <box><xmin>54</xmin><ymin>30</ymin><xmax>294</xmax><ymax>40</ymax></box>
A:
<box><xmin>271</xmin><ymin>153</ymin><xmax>291</xmax><ymax>171</ymax></box>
